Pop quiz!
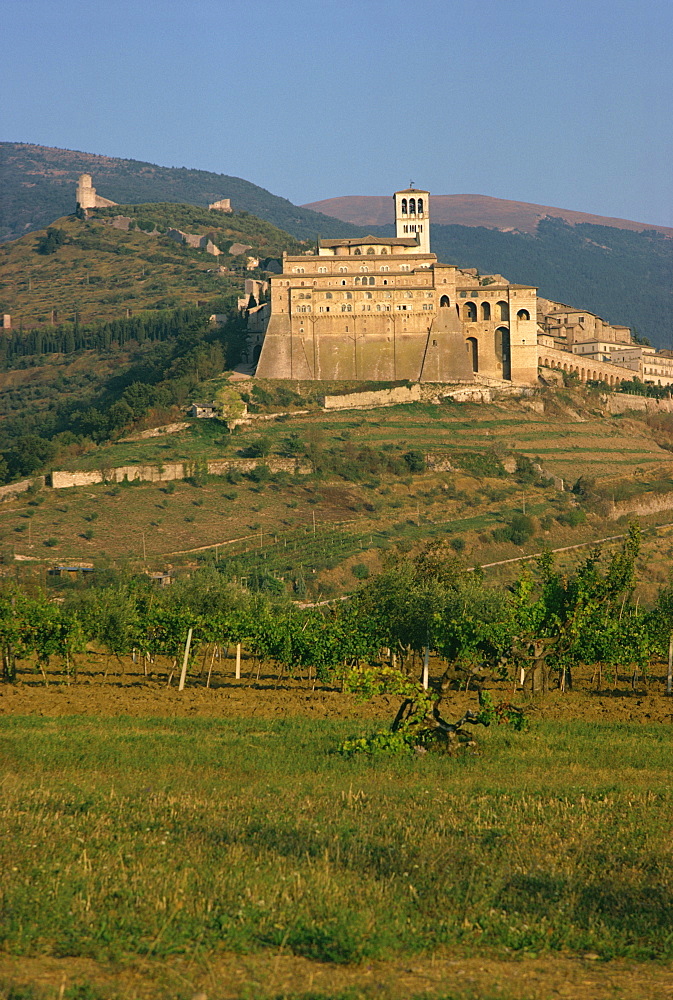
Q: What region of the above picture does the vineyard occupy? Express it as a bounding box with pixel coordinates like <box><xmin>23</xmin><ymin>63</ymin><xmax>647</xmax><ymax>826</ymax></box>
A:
<box><xmin>4</xmin><ymin>525</ymin><xmax>673</xmax><ymax>997</ymax></box>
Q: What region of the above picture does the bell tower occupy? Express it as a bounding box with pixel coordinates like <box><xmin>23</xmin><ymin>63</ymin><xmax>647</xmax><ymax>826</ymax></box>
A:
<box><xmin>394</xmin><ymin>187</ymin><xmax>430</xmax><ymax>254</ymax></box>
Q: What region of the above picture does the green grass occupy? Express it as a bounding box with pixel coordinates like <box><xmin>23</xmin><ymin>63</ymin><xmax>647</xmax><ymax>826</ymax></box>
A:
<box><xmin>1</xmin><ymin>716</ymin><xmax>672</xmax><ymax>969</ymax></box>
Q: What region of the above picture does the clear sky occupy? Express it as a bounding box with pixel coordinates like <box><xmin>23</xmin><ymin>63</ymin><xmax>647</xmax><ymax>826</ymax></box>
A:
<box><xmin>3</xmin><ymin>0</ymin><xmax>672</xmax><ymax>226</ymax></box>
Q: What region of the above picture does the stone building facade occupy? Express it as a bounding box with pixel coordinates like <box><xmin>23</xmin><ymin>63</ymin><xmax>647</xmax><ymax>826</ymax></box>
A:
<box><xmin>255</xmin><ymin>189</ymin><xmax>539</xmax><ymax>384</ymax></box>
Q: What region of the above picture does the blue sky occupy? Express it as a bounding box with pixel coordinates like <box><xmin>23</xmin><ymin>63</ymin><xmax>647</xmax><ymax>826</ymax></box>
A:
<box><xmin>3</xmin><ymin>0</ymin><xmax>672</xmax><ymax>225</ymax></box>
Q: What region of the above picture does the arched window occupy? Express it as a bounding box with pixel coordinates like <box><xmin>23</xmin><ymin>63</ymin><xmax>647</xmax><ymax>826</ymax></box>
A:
<box><xmin>496</xmin><ymin>300</ymin><xmax>509</xmax><ymax>321</ymax></box>
<box><xmin>400</xmin><ymin>264</ymin><xmax>410</xmax><ymax>271</ymax></box>
<box><xmin>360</xmin><ymin>266</ymin><xmax>369</xmax><ymax>273</ymax></box>
<box><xmin>417</xmin><ymin>198</ymin><xmax>423</xmax><ymax>213</ymax></box>
<box><xmin>517</xmin><ymin>308</ymin><xmax>530</xmax><ymax>321</ymax></box>
<box><xmin>345</xmin><ymin>292</ymin><xmax>352</xmax><ymax>299</ymax></box>
<box><xmin>481</xmin><ymin>301</ymin><xmax>491</xmax><ymax>320</ymax></box>
<box><xmin>440</xmin><ymin>295</ymin><xmax>450</xmax><ymax>308</ymax></box>
<box><xmin>354</xmin><ymin>277</ymin><xmax>361</xmax><ymax>285</ymax></box>
<box><xmin>466</xmin><ymin>337</ymin><xmax>478</xmax><ymax>372</ymax></box>
<box><xmin>325</xmin><ymin>292</ymin><xmax>333</xmax><ymax>299</ymax></box>
<box><xmin>338</xmin><ymin>266</ymin><xmax>348</xmax><ymax>273</ymax></box>
<box><xmin>365</xmin><ymin>292</ymin><xmax>372</xmax><ymax>299</ymax></box>
<box><xmin>380</xmin><ymin>248</ymin><xmax>387</xmax><ymax>254</ymax></box>
<box><xmin>401</xmin><ymin>198</ymin><xmax>407</xmax><ymax>214</ymax></box>
<box><xmin>379</xmin><ymin>265</ymin><xmax>389</xmax><ymax>272</ymax></box>
<box><xmin>464</xmin><ymin>302</ymin><xmax>477</xmax><ymax>322</ymax></box>
<box><xmin>354</xmin><ymin>248</ymin><xmax>362</xmax><ymax>255</ymax></box>
<box><xmin>368</xmin><ymin>276</ymin><xmax>375</xmax><ymax>285</ymax></box>
<box><xmin>409</xmin><ymin>198</ymin><xmax>416</xmax><ymax>214</ymax></box>
<box><xmin>318</xmin><ymin>266</ymin><xmax>327</xmax><ymax>273</ymax></box>
<box><xmin>341</xmin><ymin>280</ymin><xmax>347</xmax><ymax>286</ymax></box>
<box><xmin>366</xmin><ymin>247</ymin><xmax>375</xmax><ymax>255</ymax></box>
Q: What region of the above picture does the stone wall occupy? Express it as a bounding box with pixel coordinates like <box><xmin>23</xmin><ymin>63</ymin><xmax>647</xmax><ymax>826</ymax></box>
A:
<box><xmin>604</xmin><ymin>394</ymin><xmax>673</xmax><ymax>415</ymax></box>
<box><xmin>609</xmin><ymin>492</ymin><xmax>673</xmax><ymax>520</ymax></box>
<box><xmin>323</xmin><ymin>385</ymin><xmax>422</xmax><ymax>410</ymax></box>
<box><xmin>50</xmin><ymin>458</ymin><xmax>310</xmax><ymax>490</ymax></box>
<box><xmin>0</xmin><ymin>477</ymin><xmax>46</xmax><ymax>501</ymax></box>
<box><xmin>119</xmin><ymin>422</ymin><xmax>190</xmax><ymax>442</ymax></box>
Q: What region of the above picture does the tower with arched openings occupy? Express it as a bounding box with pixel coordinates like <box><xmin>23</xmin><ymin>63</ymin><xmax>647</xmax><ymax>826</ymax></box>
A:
<box><xmin>394</xmin><ymin>188</ymin><xmax>430</xmax><ymax>254</ymax></box>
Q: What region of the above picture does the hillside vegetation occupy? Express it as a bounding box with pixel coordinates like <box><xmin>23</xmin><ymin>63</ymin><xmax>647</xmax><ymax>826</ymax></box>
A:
<box><xmin>0</xmin><ymin>202</ymin><xmax>302</xmax><ymax>329</ymax></box>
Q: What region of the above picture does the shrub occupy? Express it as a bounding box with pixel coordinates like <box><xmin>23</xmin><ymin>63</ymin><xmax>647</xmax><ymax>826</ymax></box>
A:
<box><xmin>450</xmin><ymin>537</ymin><xmax>465</xmax><ymax>552</ymax></box>
<box><xmin>493</xmin><ymin>513</ymin><xmax>535</xmax><ymax>546</ymax></box>
<box><xmin>351</xmin><ymin>563</ymin><xmax>370</xmax><ymax>580</ymax></box>
<box><xmin>557</xmin><ymin>508</ymin><xmax>586</xmax><ymax>527</ymax></box>
<box><xmin>455</xmin><ymin>451</ymin><xmax>505</xmax><ymax>478</ymax></box>
<box><xmin>403</xmin><ymin>450</ymin><xmax>426</xmax><ymax>473</ymax></box>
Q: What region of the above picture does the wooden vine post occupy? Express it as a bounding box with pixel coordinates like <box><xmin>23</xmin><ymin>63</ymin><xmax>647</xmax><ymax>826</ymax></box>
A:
<box><xmin>178</xmin><ymin>628</ymin><xmax>193</xmax><ymax>692</ymax></box>
<box><xmin>668</xmin><ymin>634</ymin><xmax>673</xmax><ymax>696</ymax></box>
<box><xmin>235</xmin><ymin>643</ymin><xmax>241</xmax><ymax>680</ymax></box>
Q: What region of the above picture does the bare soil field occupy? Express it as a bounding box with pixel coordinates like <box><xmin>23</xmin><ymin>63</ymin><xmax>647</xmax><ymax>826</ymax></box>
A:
<box><xmin>2</xmin><ymin>650</ymin><xmax>672</xmax><ymax>725</ymax></box>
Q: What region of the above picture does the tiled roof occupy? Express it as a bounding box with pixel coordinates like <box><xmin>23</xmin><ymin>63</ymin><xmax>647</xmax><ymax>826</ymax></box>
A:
<box><xmin>319</xmin><ymin>236</ymin><xmax>418</xmax><ymax>248</ymax></box>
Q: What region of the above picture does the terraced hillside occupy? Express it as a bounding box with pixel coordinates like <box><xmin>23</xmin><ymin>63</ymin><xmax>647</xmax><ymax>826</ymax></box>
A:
<box><xmin>6</xmin><ymin>386</ymin><xmax>673</xmax><ymax>601</ymax></box>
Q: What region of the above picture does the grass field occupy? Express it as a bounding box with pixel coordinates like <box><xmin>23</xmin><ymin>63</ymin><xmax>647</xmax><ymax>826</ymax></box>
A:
<box><xmin>1</xmin><ymin>707</ymin><xmax>672</xmax><ymax>999</ymax></box>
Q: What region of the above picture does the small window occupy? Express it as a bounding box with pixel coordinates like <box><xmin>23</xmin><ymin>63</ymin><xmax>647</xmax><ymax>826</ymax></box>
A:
<box><xmin>354</xmin><ymin>248</ymin><xmax>362</xmax><ymax>255</ymax></box>
<box><xmin>366</xmin><ymin>247</ymin><xmax>375</xmax><ymax>255</ymax></box>
<box><xmin>318</xmin><ymin>266</ymin><xmax>327</xmax><ymax>273</ymax></box>
<box><xmin>401</xmin><ymin>198</ymin><xmax>407</xmax><ymax>214</ymax></box>
<box><xmin>379</xmin><ymin>265</ymin><xmax>389</xmax><ymax>272</ymax></box>
<box><xmin>360</xmin><ymin>266</ymin><xmax>369</xmax><ymax>273</ymax></box>
<box><xmin>338</xmin><ymin>266</ymin><xmax>348</xmax><ymax>273</ymax></box>
<box><xmin>417</xmin><ymin>198</ymin><xmax>424</xmax><ymax>213</ymax></box>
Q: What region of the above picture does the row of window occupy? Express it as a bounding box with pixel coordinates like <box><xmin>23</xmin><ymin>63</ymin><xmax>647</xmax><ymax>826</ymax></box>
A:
<box><xmin>292</xmin><ymin>264</ymin><xmax>409</xmax><ymax>274</ymax></box>
<box><xmin>400</xmin><ymin>198</ymin><xmax>424</xmax><ymax>214</ymax></box>
<box><xmin>402</xmin><ymin>224</ymin><xmax>423</xmax><ymax>233</ymax></box>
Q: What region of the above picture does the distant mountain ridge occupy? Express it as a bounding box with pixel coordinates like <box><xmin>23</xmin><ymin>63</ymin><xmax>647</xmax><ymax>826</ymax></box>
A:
<box><xmin>0</xmin><ymin>142</ymin><xmax>366</xmax><ymax>243</ymax></box>
<box><xmin>303</xmin><ymin>194</ymin><xmax>673</xmax><ymax>237</ymax></box>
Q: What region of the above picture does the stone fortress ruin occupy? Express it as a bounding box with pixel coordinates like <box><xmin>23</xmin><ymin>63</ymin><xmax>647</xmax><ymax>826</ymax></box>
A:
<box><xmin>75</xmin><ymin>174</ymin><xmax>118</xmax><ymax>211</ymax></box>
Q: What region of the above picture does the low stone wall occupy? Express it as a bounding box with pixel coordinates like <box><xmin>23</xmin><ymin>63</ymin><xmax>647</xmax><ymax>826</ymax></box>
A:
<box><xmin>323</xmin><ymin>385</ymin><xmax>422</xmax><ymax>410</ymax></box>
<box><xmin>119</xmin><ymin>422</ymin><xmax>190</xmax><ymax>442</ymax></box>
<box><xmin>604</xmin><ymin>394</ymin><xmax>673</xmax><ymax>415</ymax></box>
<box><xmin>0</xmin><ymin>476</ymin><xmax>46</xmax><ymax>501</ymax></box>
<box><xmin>610</xmin><ymin>492</ymin><xmax>673</xmax><ymax>520</ymax></box>
<box><xmin>51</xmin><ymin>458</ymin><xmax>310</xmax><ymax>490</ymax></box>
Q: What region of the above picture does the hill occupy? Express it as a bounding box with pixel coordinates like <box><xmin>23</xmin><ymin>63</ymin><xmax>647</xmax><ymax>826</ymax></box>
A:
<box><xmin>303</xmin><ymin>192</ymin><xmax>673</xmax><ymax>237</ymax></box>
<box><xmin>0</xmin><ymin>201</ymin><xmax>302</xmax><ymax>328</ymax></box>
<box><xmin>0</xmin><ymin>142</ymin><xmax>366</xmax><ymax>243</ymax></box>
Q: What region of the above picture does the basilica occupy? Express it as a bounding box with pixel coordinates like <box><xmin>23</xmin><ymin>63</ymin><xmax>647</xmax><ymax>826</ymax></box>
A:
<box><xmin>254</xmin><ymin>189</ymin><xmax>539</xmax><ymax>384</ymax></box>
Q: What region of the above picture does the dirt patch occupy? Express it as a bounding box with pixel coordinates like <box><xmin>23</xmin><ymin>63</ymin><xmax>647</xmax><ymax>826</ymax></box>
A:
<box><xmin>1</xmin><ymin>950</ymin><xmax>672</xmax><ymax>1000</ymax></box>
<box><xmin>1</xmin><ymin>653</ymin><xmax>672</xmax><ymax>724</ymax></box>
